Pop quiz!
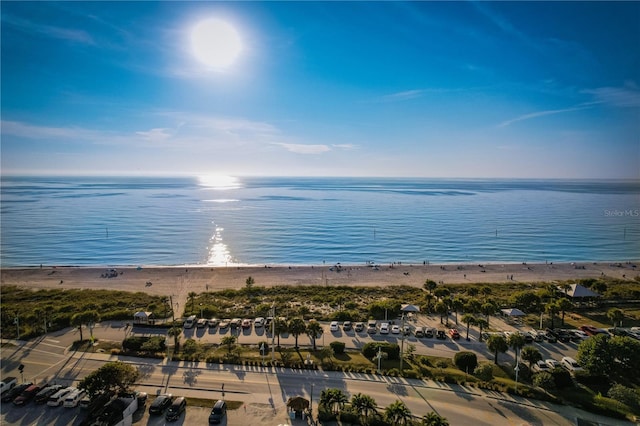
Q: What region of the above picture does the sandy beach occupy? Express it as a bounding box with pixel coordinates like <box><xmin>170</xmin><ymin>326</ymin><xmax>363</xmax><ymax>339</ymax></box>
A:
<box><xmin>2</xmin><ymin>261</ymin><xmax>637</xmax><ymax>314</ymax></box>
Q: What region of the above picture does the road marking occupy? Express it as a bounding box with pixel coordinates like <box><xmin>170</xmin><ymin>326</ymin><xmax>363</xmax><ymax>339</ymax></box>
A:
<box><xmin>45</xmin><ymin>338</ymin><xmax>60</xmax><ymax>343</ymax></box>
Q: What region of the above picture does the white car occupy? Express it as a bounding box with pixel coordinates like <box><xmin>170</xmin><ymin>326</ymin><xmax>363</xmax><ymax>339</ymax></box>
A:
<box><xmin>330</xmin><ymin>321</ymin><xmax>340</xmax><ymax>332</ymax></box>
<box><xmin>561</xmin><ymin>356</ymin><xmax>583</xmax><ymax>373</ymax></box>
<box><xmin>391</xmin><ymin>325</ymin><xmax>401</xmax><ymax>334</ymax></box>
<box><xmin>532</xmin><ymin>360</ymin><xmax>550</xmax><ymax>373</ymax></box>
<box><xmin>367</xmin><ymin>320</ymin><xmax>377</xmax><ymax>334</ymax></box>
<box><xmin>545</xmin><ymin>359</ymin><xmax>561</xmax><ymax>369</ymax></box>
<box><xmin>208</xmin><ymin>318</ymin><xmax>219</xmax><ymax>327</ymax></box>
<box><xmin>254</xmin><ymin>317</ymin><xmax>265</xmax><ymax>328</ymax></box>
<box><xmin>380</xmin><ymin>323</ymin><xmax>390</xmax><ymax>334</ymax></box>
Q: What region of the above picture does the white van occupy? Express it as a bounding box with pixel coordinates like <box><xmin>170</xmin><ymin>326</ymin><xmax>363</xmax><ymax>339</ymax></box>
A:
<box><xmin>183</xmin><ymin>315</ymin><xmax>197</xmax><ymax>329</ymax></box>
<box><xmin>63</xmin><ymin>388</ymin><xmax>86</xmax><ymax>407</ymax></box>
<box><xmin>48</xmin><ymin>387</ymin><xmax>75</xmax><ymax>407</ymax></box>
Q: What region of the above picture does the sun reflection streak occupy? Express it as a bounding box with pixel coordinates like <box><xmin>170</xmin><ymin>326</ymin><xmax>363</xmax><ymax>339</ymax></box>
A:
<box><xmin>198</xmin><ymin>175</ymin><xmax>241</xmax><ymax>190</ymax></box>
<box><xmin>208</xmin><ymin>226</ymin><xmax>234</xmax><ymax>265</ymax></box>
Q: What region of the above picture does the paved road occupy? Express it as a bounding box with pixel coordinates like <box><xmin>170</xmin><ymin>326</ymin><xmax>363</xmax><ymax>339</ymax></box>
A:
<box><xmin>2</xmin><ymin>325</ymin><xmax>634</xmax><ymax>426</ymax></box>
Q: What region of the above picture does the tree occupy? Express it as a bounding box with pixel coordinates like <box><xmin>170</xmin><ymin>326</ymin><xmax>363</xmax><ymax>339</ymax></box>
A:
<box><xmin>510</xmin><ymin>291</ymin><xmax>541</xmax><ymax>312</ymax></box>
<box><xmin>351</xmin><ymin>393</ymin><xmax>377</xmax><ymax>424</ymax></box>
<box><xmin>424</xmin><ymin>293</ymin><xmax>435</xmax><ymax>314</ymax></box>
<box><xmin>422</xmin><ymin>411</ymin><xmax>450</xmax><ymax>426</ymax></box>
<box><xmin>316</xmin><ymin>347</ymin><xmax>333</xmax><ymax>366</ymax></box>
<box><xmin>434</xmin><ymin>301</ymin><xmax>448</xmax><ymax>325</ymax></box>
<box><xmin>245</xmin><ymin>276</ymin><xmax>255</xmax><ymax>289</ymax></box>
<box><xmin>384</xmin><ymin>400</ymin><xmax>413</xmax><ymax>425</ymax></box>
<box><xmin>556</xmin><ymin>298</ymin><xmax>573</xmax><ymax>326</ymax></box>
<box><xmin>507</xmin><ymin>333</ymin><xmax>526</xmax><ymax>367</ymax></box>
<box><xmin>71</xmin><ymin>310</ymin><xmax>99</xmax><ymax>342</ymax></box>
<box><xmin>306</xmin><ymin>321</ymin><xmax>323</xmax><ymax>351</ymax></box>
<box><xmin>187</xmin><ymin>291</ymin><xmax>197</xmax><ymax>314</ymax></box>
<box><xmin>78</xmin><ymin>361</ymin><xmax>139</xmax><ymax>399</ymax></box>
<box><xmin>319</xmin><ymin>388</ymin><xmax>348</xmax><ymax>415</ymax></box>
<box><xmin>533</xmin><ymin>372</ymin><xmax>556</xmax><ymax>391</ymax></box>
<box><xmin>486</xmin><ymin>334</ymin><xmax>508</xmax><ymax>365</ymax></box>
<box><xmin>521</xmin><ymin>346</ymin><xmax>542</xmax><ymax>370</ymax></box>
<box><xmin>451</xmin><ymin>297</ymin><xmax>465</xmax><ymax>325</ymax></box>
<box><xmin>221</xmin><ymin>335</ymin><xmax>236</xmax><ymax>353</ymax></box>
<box><xmin>453</xmin><ymin>351</ymin><xmax>478</xmax><ymax>373</ymax></box>
<box><xmin>273</xmin><ymin>317</ymin><xmax>288</xmax><ymax>347</ymax></box>
<box><xmin>607</xmin><ymin>308</ymin><xmax>624</xmax><ymax>327</ymax></box>
<box><xmin>461</xmin><ymin>314</ymin><xmax>476</xmax><ymax>341</ymax></box>
<box><xmin>577</xmin><ymin>334</ymin><xmax>640</xmax><ymax>379</ymax></box>
<box><xmin>71</xmin><ymin>312</ymin><xmax>86</xmax><ymax>341</ymax></box>
<box><xmin>424</xmin><ymin>279</ymin><xmax>437</xmax><ymax>295</ymax></box>
<box><xmin>545</xmin><ymin>301</ymin><xmax>558</xmax><ymax>329</ymax></box>
<box><xmin>480</xmin><ymin>286</ymin><xmax>492</xmax><ymax>301</ymax></box>
<box><xmin>475</xmin><ymin>318</ymin><xmax>488</xmax><ymax>342</ymax></box>
<box><xmin>481</xmin><ymin>302</ymin><xmax>495</xmax><ymax>327</ymax></box>
<box><xmin>433</xmin><ymin>287</ymin><xmax>450</xmax><ymax>300</ymax></box>
<box><xmin>288</xmin><ymin>318</ymin><xmax>307</xmax><ymax>349</ymax></box>
<box><xmin>167</xmin><ymin>326</ymin><xmax>182</xmax><ymax>351</ymax></box>
<box><xmin>464</xmin><ymin>299</ymin><xmax>482</xmax><ymax>315</ymax></box>
<box><xmin>84</xmin><ymin>310</ymin><xmax>100</xmax><ymax>340</ymax></box>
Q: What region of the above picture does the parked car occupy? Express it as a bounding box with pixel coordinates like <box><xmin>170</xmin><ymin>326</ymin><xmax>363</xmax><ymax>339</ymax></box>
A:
<box><xmin>425</xmin><ymin>328</ymin><xmax>435</xmax><ymax>338</ymax></box>
<box><xmin>330</xmin><ymin>321</ymin><xmax>340</xmax><ymax>332</ymax></box>
<box><xmin>533</xmin><ymin>331</ymin><xmax>545</xmax><ymax>342</ymax></box>
<box><xmin>0</xmin><ymin>377</ymin><xmax>17</xmax><ymax>395</ymax></box>
<box><xmin>354</xmin><ymin>322</ymin><xmax>365</xmax><ymax>332</ymax></box>
<box><xmin>449</xmin><ymin>329</ymin><xmax>460</xmax><ymax>340</ymax></box>
<box><xmin>230</xmin><ymin>318</ymin><xmax>242</xmax><ymax>328</ymax></box>
<box><xmin>196</xmin><ymin>318</ymin><xmax>207</xmax><ymax>328</ymax></box>
<box><xmin>561</xmin><ymin>356</ymin><xmax>583</xmax><ymax>373</ymax></box>
<box><xmin>208</xmin><ymin>318</ymin><xmax>220</xmax><ymax>327</ymax></box>
<box><xmin>149</xmin><ymin>394</ymin><xmax>173</xmax><ymax>415</ymax></box>
<box><xmin>254</xmin><ymin>317</ymin><xmax>265</xmax><ymax>328</ymax></box>
<box><xmin>342</xmin><ymin>321</ymin><xmax>352</xmax><ymax>331</ymax></box>
<box><xmin>414</xmin><ymin>327</ymin><xmax>425</xmax><ymax>337</ymax></box>
<box><xmin>2</xmin><ymin>383</ymin><xmax>32</xmax><ymax>403</ymax></box>
<box><xmin>63</xmin><ymin>388</ymin><xmax>87</xmax><ymax>407</ymax></box>
<box><xmin>543</xmin><ymin>330</ymin><xmax>558</xmax><ymax>343</ymax></box>
<box><xmin>219</xmin><ymin>319</ymin><xmax>230</xmax><ymax>329</ymax></box>
<box><xmin>378</xmin><ymin>322</ymin><xmax>389</xmax><ymax>334</ymax></box>
<box><xmin>532</xmin><ymin>360</ymin><xmax>550</xmax><ymax>373</ymax></box>
<box><xmin>13</xmin><ymin>384</ymin><xmax>41</xmax><ymax>406</ymax></box>
<box><xmin>183</xmin><ymin>315</ymin><xmax>197</xmax><ymax>329</ymax></box>
<box><xmin>165</xmin><ymin>396</ymin><xmax>186</xmax><ymax>421</ymax></box>
<box><xmin>265</xmin><ymin>317</ymin><xmax>273</xmax><ymax>327</ymax></box>
<box><xmin>436</xmin><ymin>330</ymin><xmax>447</xmax><ymax>340</ymax></box>
<box><xmin>47</xmin><ymin>386</ymin><xmax>75</xmax><ymax>407</ymax></box>
<box><xmin>568</xmin><ymin>329</ymin><xmax>589</xmax><ymax>341</ymax></box>
<box><xmin>367</xmin><ymin>320</ymin><xmax>377</xmax><ymax>334</ymax></box>
<box><xmin>34</xmin><ymin>384</ymin><xmax>63</xmax><ymax>404</ymax></box>
<box><xmin>241</xmin><ymin>319</ymin><xmax>252</xmax><ymax>329</ymax></box>
<box><xmin>523</xmin><ymin>332</ymin><xmax>534</xmax><ymax>343</ymax></box>
<box><xmin>545</xmin><ymin>359</ymin><xmax>561</xmax><ymax>369</ymax></box>
<box><xmin>209</xmin><ymin>399</ymin><xmax>227</xmax><ymax>424</ymax></box>
<box><xmin>403</xmin><ymin>325</ymin><xmax>411</xmax><ymax>336</ymax></box>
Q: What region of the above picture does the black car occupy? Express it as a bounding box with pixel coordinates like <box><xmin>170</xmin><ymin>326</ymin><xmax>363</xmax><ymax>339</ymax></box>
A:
<box><xmin>13</xmin><ymin>384</ymin><xmax>41</xmax><ymax>406</ymax></box>
<box><xmin>149</xmin><ymin>393</ymin><xmax>173</xmax><ymax>415</ymax></box>
<box><xmin>209</xmin><ymin>400</ymin><xmax>227</xmax><ymax>424</ymax></box>
<box><xmin>436</xmin><ymin>330</ymin><xmax>447</xmax><ymax>340</ymax></box>
<box><xmin>34</xmin><ymin>384</ymin><xmax>63</xmax><ymax>404</ymax></box>
<box><xmin>1</xmin><ymin>383</ymin><xmax>32</xmax><ymax>403</ymax></box>
<box><xmin>165</xmin><ymin>396</ymin><xmax>186</xmax><ymax>421</ymax></box>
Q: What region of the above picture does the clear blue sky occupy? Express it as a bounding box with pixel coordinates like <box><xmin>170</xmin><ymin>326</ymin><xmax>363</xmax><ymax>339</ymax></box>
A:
<box><xmin>2</xmin><ymin>1</ymin><xmax>639</xmax><ymax>178</ymax></box>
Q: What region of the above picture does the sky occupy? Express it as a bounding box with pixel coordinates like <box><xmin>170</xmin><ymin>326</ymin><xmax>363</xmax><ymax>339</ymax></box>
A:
<box><xmin>1</xmin><ymin>1</ymin><xmax>639</xmax><ymax>178</ymax></box>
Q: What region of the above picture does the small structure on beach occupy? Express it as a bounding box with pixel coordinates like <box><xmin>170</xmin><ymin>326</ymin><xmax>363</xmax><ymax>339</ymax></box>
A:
<box><xmin>133</xmin><ymin>311</ymin><xmax>154</xmax><ymax>325</ymax></box>
<box><xmin>564</xmin><ymin>284</ymin><xmax>601</xmax><ymax>299</ymax></box>
<box><xmin>501</xmin><ymin>308</ymin><xmax>526</xmax><ymax>317</ymax></box>
<box><xmin>286</xmin><ymin>396</ymin><xmax>310</xmax><ymax>419</ymax></box>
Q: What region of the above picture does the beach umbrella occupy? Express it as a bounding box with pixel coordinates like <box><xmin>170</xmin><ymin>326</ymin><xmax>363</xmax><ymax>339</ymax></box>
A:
<box><xmin>401</xmin><ymin>304</ymin><xmax>421</xmax><ymax>313</ymax></box>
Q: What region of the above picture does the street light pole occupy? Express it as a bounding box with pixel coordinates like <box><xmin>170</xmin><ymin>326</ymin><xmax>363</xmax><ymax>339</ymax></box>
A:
<box><xmin>271</xmin><ymin>304</ymin><xmax>276</xmax><ymax>362</ymax></box>
<box><xmin>399</xmin><ymin>312</ymin><xmax>405</xmax><ymax>371</ymax></box>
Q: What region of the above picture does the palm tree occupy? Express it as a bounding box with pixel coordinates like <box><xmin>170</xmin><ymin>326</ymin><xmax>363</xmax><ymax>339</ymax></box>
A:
<box><xmin>480</xmin><ymin>286</ymin><xmax>492</xmax><ymax>301</ymax></box>
<box><xmin>384</xmin><ymin>400</ymin><xmax>412</xmax><ymax>425</ymax></box>
<box><xmin>160</xmin><ymin>296</ymin><xmax>170</xmax><ymax>320</ymax></box>
<box><xmin>434</xmin><ymin>301</ymin><xmax>448</xmax><ymax>325</ymax></box>
<box><xmin>545</xmin><ymin>301</ymin><xmax>559</xmax><ymax>329</ymax></box>
<box><xmin>464</xmin><ymin>299</ymin><xmax>482</xmax><ymax>315</ymax></box>
<box><xmin>288</xmin><ymin>318</ymin><xmax>307</xmax><ymax>349</ymax></box>
<box><xmin>486</xmin><ymin>334</ymin><xmax>508</xmax><ymax>365</ymax></box>
<box><xmin>475</xmin><ymin>318</ymin><xmax>488</xmax><ymax>342</ymax></box>
<box><xmin>607</xmin><ymin>307</ymin><xmax>625</xmax><ymax>327</ymax></box>
<box><xmin>221</xmin><ymin>335</ymin><xmax>236</xmax><ymax>353</ymax></box>
<box><xmin>461</xmin><ymin>314</ymin><xmax>476</xmax><ymax>341</ymax></box>
<box><xmin>521</xmin><ymin>346</ymin><xmax>542</xmax><ymax>370</ymax></box>
<box><xmin>319</xmin><ymin>388</ymin><xmax>348</xmax><ymax>415</ymax></box>
<box><xmin>273</xmin><ymin>317</ymin><xmax>288</xmax><ymax>347</ymax></box>
<box><xmin>306</xmin><ymin>321</ymin><xmax>323</xmax><ymax>351</ymax></box>
<box><xmin>451</xmin><ymin>297</ymin><xmax>465</xmax><ymax>325</ymax></box>
<box><xmin>84</xmin><ymin>310</ymin><xmax>100</xmax><ymax>340</ymax></box>
<box><xmin>481</xmin><ymin>302</ymin><xmax>495</xmax><ymax>327</ymax></box>
<box><xmin>507</xmin><ymin>332</ymin><xmax>526</xmax><ymax>368</ymax></box>
<box><xmin>187</xmin><ymin>291</ymin><xmax>197</xmax><ymax>314</ymax></box>
<box><xmin>422</xmin><ymin>411</ymin><xmax>450</xmax><ymax>426</ymax></box>
<box><xmin>466</xmin><ymin>287</ymin><xmax>479</xmax><ymax>297</ymax></box>
<box><xmin>424</xmin><ymin>293</ymin><xmax>435</xmax><ymax>314</ymax></box>
<box><xmin>556</xmin><ymin>298</ymin><xmax>573</xmax><ymax>326</ymax></box>
<box><xmin>71</xmin><ymin>312</ymin><xmax>85</xmax><ymax>341</ymax></box>
<box><xmin>424</xmin><ymin>279</ymin><xmax>437</xmax><ymax>295</ymax></box>
<box><xmin>351</xmin><ymin>393</ymin><xmax>377</xmax><ymax>424</ymax></box>
<box><xmin>167</xmin><ymin>326</ymin><xmax>182</xmax><ymax>351</ymax></box>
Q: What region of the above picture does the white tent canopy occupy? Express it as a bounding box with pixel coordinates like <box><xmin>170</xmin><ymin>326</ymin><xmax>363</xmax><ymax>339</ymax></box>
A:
<box><xmin>133</xmin><ymin>311</ymin><xmax>153</xmax><ymax>324</ymax></box>
<box><xmin>564</xmin><ymin>284</ymin><xmax>601</xmax><ymax>298</ymax></box>
<box><xmin>401</xmin><ymin>304</ymin><xmax>421</xmax><ymax>312</ymax></box>
<box><xmin>501</xmin><ymin>308</ymin><xmax>526</xmax><ymax>317</ymax></box>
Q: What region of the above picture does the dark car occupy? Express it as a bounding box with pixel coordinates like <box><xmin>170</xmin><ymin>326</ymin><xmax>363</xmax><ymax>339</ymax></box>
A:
<box><xmin>209</xmin><ymin>400</ymin><xmax>227</xmax><ymax>424</ymax></box>
<box><xmin>34</xmin><ymin>384</ymin><xmax>63</xmax><ymax>404</ymax></box>
<box><xmin>165</xmin><ymin>396</ymin><xmax>186</xmax><ymax>422</ymax></box>
<box><xmin>149</xmin><ymin>393</ymin><xmax>173</xmax><ymax>415</ymax></box>
<box><xmin>13</xmin><ymin>384</ymin><xmax>41</xmax><ymax>406</ymax></box>
<box><xmin>544</xmin><ymin>331</ymin><xmax>557</xmax><ymax>343</ymax></box>
<box><xmin>1</xmin><ymin>383</ymin><xmax>32</xmax><ymax>403</ymax></box>
<box><xmin>436</xmin><ymin>330</ymin><xmax>447</xmax><ymax>340</ymax></box>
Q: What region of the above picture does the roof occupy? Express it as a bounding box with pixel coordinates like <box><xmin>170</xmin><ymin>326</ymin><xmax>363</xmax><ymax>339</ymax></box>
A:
<box><xmin>566</xmin><ymin>284</ymin><xmax>601</xmax><ymax>298</ymax></box>
<box><xmin>133</xmin><ymin>311</ymin><xmax>153</xmax><ymax>317</ymax></box>
<box><xmin>501</xmin><ymin>308</ymin><xmax>526</xmax><ymax>316</ymax></box>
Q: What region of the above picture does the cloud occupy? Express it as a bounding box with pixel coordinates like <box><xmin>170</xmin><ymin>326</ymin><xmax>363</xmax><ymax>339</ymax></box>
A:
<box><xmin>582</xmin><ymin>84</ymin><xmax>640</xmax><ymax>108</ymax></box>
<box><xmin>379</xmin><ymin>90</ymin><xmax>425</xmax><ymax>102</ymax></box>
<box><xmin>2</xmin><ymin>13</ymin><xmax>95</xmax><ymax>45</ymax></box>
<box><xmin>332</xmin><ymin>144</ymin><xmax>357</xmax><ymax>150</ymax></box>
<box><xmin>498</xmin><ymin>105</ymin><xmax>591</xmax><ymax>128</ymax></box>
<box><xmin>135</xmin><ymin>128</ymin><xmax>173</xmax><ymax>142</ymax></box>
<box><xmin>274</xmin><ymin>143</ymin><xmax>331</xmax><ymax>154</ymax></box>
<box><xmin>1</xmin><ymin>120</ymin><xmax>102</xmax><ymax>140</ymax></box>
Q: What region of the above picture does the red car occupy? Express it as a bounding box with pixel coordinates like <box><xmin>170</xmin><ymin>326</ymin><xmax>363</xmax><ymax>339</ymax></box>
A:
<box><xmin>448</xmin><ymin>329</ymin><xmax>460</xmax><ymax>340</ymax></box>
<box><xmin>580</xmin><ymin>325</ymin><xmax>608</xmax><ymax>336</ymax></box>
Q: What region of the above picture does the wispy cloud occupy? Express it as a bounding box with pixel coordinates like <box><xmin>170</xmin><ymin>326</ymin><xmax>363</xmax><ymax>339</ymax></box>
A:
<box><xmin>273</xmin><ymin>143</ymin><xmax>331</xmax><ymax>155</ymax></box>
<box><xmin>135</xmin><ymin>128</ymin><xmax>173</xmax><ymax>142</ymax></box>
<box><xmin>498</xmin><ymin>105</ymin><xmax>591</xmax><ymax>128</ymax></box>
<box><xmin>582</xmin><ymin>83</ymin><xmax>640</xmax><ymax>108</ymax></box>
<box><xmin>2</xmin><ymin>13</ymin><xmax>95</xmax><ymax>45</ymax></box>
<box><xmin>379</xmin><ymin>90</ymin><xmax>425</xmax><ymax>102</ymax></box>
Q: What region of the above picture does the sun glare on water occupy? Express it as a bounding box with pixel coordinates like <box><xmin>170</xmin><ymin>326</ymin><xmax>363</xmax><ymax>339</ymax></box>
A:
<box><xmin>190</xmin><ymin>18</ymin><xmax>242</xmax><ymax>70</ymax></box>
<box><xmin>198</xmin><ymin>175</ymin><xmax>241</xmax><ymax>190</ymax></box>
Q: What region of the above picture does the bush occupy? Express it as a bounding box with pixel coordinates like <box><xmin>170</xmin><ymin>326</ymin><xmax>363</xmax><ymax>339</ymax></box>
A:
<box><xmin>550</xmin><ymin>368</ymin><xmax>573</xmax><ymax>389</ymax></box>
<box><xmin>574</xmin><ymin>371</ymin><xmax>609</xmax><ymax>387</ymax></box>
<box><xmin>330</xmin><ymin>341</ymin><xmax>346</xmax><ymax>355</ymax></box>
<box><xmin>533</xmin><ymin>372</ymin><xmax>556</xmax><ymax>391</ymax></box>
<box><xmin>607</xmin><ymin>384</ymin><xmax>640</xmax><ymax>409</ymax></box>
<box><xmin>362</xmin><ymin>342</ymin><xmax>400</xmax><ymax>360</ymax></box>
<box><xmin>473</xmin><ymin>363</ymin><xmax>494</xmax><ymax>381</ymax></box>
<box><xmin>454</xmin><ymin>351</ymin><xmax>478</xmax><ymax>373</ymax></box>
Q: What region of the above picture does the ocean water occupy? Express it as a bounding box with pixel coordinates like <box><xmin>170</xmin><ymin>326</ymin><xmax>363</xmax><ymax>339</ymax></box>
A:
<box><xmin>1</xmin><ymin>176</ymin><xmax>639</xmax><ymax>267</ymax></box>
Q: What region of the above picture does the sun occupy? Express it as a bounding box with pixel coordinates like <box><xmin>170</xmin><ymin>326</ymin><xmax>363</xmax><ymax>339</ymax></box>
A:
<box><xmin>190</xmin><ymin>18</ymin><xmax>242</xmax><ymax>69</ymax></box>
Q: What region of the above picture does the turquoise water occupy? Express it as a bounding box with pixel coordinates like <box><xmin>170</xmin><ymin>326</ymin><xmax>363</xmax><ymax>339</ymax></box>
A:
<box><xmin>1</xmin><ymin>176</ymin><xmax>638</xmax><ymax>266</ymax></box>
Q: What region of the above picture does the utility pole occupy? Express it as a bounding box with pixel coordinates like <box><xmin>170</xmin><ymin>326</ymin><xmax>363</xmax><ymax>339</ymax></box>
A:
<box><xmin>14</xmin><ymin>315</ymin><xmax>20</xmax><ymax>340</ymax></box>
<box><xmin>399</xmin><ymin>312</ymin><xmax>405</xmax><ymax>371</ymax></box>
<box><xmin>271</xmin><ymin>304</ymin><xmax>276</xmax><ymax>362</ymax></box>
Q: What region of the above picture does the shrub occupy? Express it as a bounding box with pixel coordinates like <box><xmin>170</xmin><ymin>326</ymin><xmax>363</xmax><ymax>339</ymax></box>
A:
<box><xmin>550</xmin><ymin>368</ymin><xmax>573</xmax><ymax>389</ymax></box>
<box><xmin>330</xmin><ymin>341</ymin><xmax>346</xmax><ymax>354</ymax></box>
<box><xmin>454</xmin><ymin>351</ymin><xmax>478</xmax><ymax>373</ymax></box>
<box><xmin>574</xmin><ymin>371</ymin><xmax>609</xmax><ymax>387</ymax></box>
<box><xmin>607</xmin><ymin>384</ymin><xmax>640</xmax><ymax>409</ymax></box>
<box><xmin>533</xmin><ymin>372</ymin><xmax>556</xmax><ymax>391</ymax></box>
<box><xmin>362</xmin><ymin>342</ymin><xmax>400</xmax><ymax>360</ymax></box>
<box><xmin>473</xmin><ymin>363</ymin><xmax>494</xmax><ymax>381</ymax></box>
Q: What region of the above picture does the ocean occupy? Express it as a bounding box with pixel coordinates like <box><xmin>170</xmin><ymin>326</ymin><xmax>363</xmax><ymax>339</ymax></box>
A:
<box><xmin>1</xmin><ymin>176</ymin><xmax>639</xmax><ymax>267</ymax></box>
